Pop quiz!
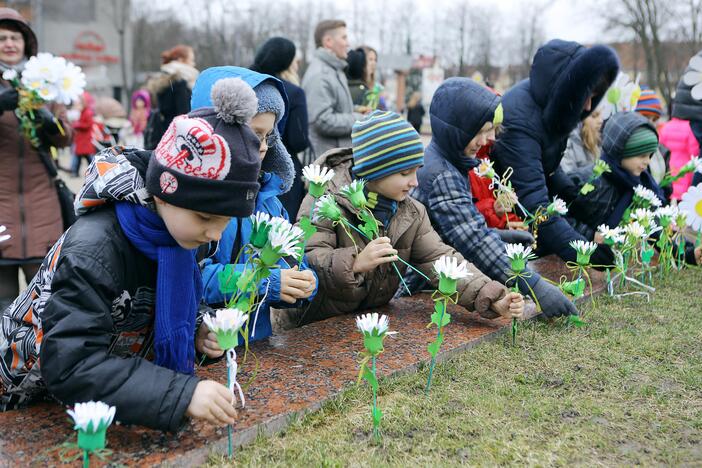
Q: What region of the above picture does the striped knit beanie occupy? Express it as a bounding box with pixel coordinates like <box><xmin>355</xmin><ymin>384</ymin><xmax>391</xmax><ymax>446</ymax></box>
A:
<box><xmin>635</xmin><ymin>87</ymin><xmax>663</xmax><ymax>118</ymax></box>
<box><xmin>622</xmin><ymin>127</ymin><xmax>659</xmax><ymax>158</ymax></box>
<box><xmin>351</xmin><ymin>110</ymin><xmax>424</xmax><ymax>181</ymax></box>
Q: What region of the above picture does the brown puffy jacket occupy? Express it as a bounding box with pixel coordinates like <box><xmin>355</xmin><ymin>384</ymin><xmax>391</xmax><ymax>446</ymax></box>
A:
<box><xmin>298</xmin><ymin>148</ymin><xmax>507</xmax><ymax>323</ymax></box>
<box><xmin>0</xmin><ymin>86</ymin><xmax>72</xmax><ymax>262</ymax></box>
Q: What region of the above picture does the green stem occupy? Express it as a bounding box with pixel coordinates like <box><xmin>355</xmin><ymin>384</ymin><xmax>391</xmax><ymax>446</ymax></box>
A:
<box><xmin>511</xmin><ymin>317</ymin><xmax>517</xmax><ymax>346</ymax></box>
<box><xmin>83</xmin><ymin>450</ymin><xmax>89</xmax><ymax>468</ymax></box>
<box><xmin>425</xmin><ymin>298</ymin><xmax>447</xmax><ymax>394</ymax></box>
<box><xmin>372</xmin><ymin>356</ymin><xmax>380</xmax><ymax>442</ymax></box>
<box><xmin>227</xmin><ymin>363</ymin><xmax>233</xmax><ymax>458</ymax></box>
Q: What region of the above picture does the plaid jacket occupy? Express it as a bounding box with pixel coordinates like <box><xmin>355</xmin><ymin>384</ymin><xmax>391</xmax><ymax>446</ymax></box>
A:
<box><xmin>413</xmin><ymin>141</ymin><xmax>540</xmax><ymax>289</ymax></box>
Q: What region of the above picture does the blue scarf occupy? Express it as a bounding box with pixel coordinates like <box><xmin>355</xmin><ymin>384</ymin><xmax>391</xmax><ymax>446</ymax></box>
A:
<box><xmin>600</xmin><ymin>152</ymin><xmax>666</xmax><ymax>227</ymax></box>
<box><xmin>115</xmin><ymin>202</ymin><xmax>202</xmax><ymax>374</ymax></box>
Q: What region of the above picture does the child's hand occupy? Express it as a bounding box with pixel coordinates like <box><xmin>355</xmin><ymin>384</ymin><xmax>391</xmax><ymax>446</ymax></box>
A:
<box><xmin>696</xmin><ymin>246</ymin><xmax>702</xmax><ymax>265</ymax></box>
<box><xmin>507</xmin><ymin>221</ymin><xmax>528</xmax><ymax>231</ymax></box>
<box><xmin>195</xmin><ymin>322</ymin><xmax>224</xmax><ymax>359</ymax></box>
<box><xmin>186</xmin><ymin>380</ymin><xmax>237</xmax><ymax>426</ymax></box>
<box><xmin>280</xmin><ymin>266</ymin><xmax>317</xmax><ymax>304</ymax></box>
<box><xmin>491</xmin><ymin>292</ymin><xmax>524</xmax><ymax>319</ymax></box>
<box><xmin>594</xmin><ymin>232</ymin><xmax>605</xmax><ymax>244</ymax></box>
<box><xmin>352</xmin><ymin>237</ymin><xmax>398</xmax><ymax>274</ymax></box>
<box><xmin>494</xmin><ymin>200</ymin><xmax>509</xmax><ymax>216</ymax></box>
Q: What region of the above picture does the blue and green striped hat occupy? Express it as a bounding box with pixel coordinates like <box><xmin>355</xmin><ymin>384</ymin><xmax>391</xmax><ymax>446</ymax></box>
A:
<box><xmin>351</xmin><ymin>110</ymin><xmax>424</xmax><ymax>181</ymax></box>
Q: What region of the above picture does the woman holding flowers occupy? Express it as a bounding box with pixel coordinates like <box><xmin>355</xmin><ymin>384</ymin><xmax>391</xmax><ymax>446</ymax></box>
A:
<box><xmin>298</xmin><ymin>110</ymin><xmax>523</xmax><ymax>324</ymax></box>
<box><xmin>0</xmin><ymin>8</ymin><xmax>72</xmax><ymax>307</ymax></box>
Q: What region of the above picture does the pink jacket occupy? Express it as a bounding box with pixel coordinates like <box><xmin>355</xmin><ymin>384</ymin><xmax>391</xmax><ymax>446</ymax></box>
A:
<box><xmin>659</xmin><ymin>118</ymin><xmax>700</xmax><ymax>200</ymax></box>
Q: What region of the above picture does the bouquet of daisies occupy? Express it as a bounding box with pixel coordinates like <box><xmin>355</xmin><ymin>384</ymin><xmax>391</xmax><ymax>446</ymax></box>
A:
<box><xmin>3</xmin><ymin>53</ymin><xmax>85</xmax><ymax>147</ymax></box>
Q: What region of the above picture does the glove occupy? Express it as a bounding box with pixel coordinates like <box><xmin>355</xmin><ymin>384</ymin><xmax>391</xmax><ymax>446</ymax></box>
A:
<box><xmin>590</xmin><ymin>243</ymin><xmax>614</xmax><ymax>268</ymax></box>
<box><xmin>531</xmin><ymin>277</ymin><xmax>578</xmax><ymax>318</ymax></box>
<box><xmin>0</xmin><ymin>87</ymin><xmax>19</xmax><ymax>112</ymax></box>
<box><xmin>496</xmin><ymin>229</ymin><xmax>535</xmax><ymax>247</ymax></box>
<box><xmin>30</xmin><ymin>107</ymin><xmax>60</xmax><ymax>135</ymax></box>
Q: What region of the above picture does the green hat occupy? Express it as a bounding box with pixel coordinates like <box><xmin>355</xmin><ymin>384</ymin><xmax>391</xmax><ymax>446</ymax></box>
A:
<box><xmin>621</xmin><ymin>127</ymin><xmax>658</xmax><ymax>159</ymax></box>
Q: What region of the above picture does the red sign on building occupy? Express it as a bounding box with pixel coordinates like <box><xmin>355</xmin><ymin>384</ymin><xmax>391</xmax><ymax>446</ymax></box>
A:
<box><xmin>62</xmin><ymin>31</ymin><xmax>119</xmax><ymax>65</ymax></box>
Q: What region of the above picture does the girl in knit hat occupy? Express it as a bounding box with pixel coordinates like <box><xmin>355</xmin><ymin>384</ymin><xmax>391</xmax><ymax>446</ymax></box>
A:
<box><xmin>0</xmin><ymin>78</ymin><xmax>263</xmax><ymax>431</ymax></box>
<box><xmin>297</xmin><ymin>110</ymin><xmax>524</xmax><ymax>324</ymax></box>
<box><xmin>191</xmin><ymin>66</ymin><xmax>318</xmax><ymax>345</ymax></box>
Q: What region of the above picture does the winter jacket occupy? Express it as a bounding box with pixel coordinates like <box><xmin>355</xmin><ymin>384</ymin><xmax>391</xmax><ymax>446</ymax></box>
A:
<box><xmin>202</xmin><ymin>170</ymin><xmax>318</xmax><ymax>344</ymax></box>
<box><xmin>658</xmin><ymin>118</ymin><xmax>700</xmax><ymax>200</ymax></box>
<box><xmin>144</xmin><ymin>61</ymin><xmax>199</xmax><ymax>150</ymax></box>
<box><xmin>491</xmin><ymin>40</ymin><xmax>619</xmax><ymax>263</ymax></box>
<box><xmin>278</xmin><ymin>79</ymin><xmax>309</xmax><ymax>221</ymax></box>
<box><xmin>348</xmin><ymin>77</ymin><xmax>367</xmax><ymax>106</ymax></box>
<box><xmin>413</xmin><ymin>77</ymin><xmax>541</xmax><ymax>293</ymax></box>
<box><xmin>407</xmin><ymin>104</ymin><xmax>425</xmax><ymax>132</ymax></box>
<box><xmin>298</xmin><ymin>148</ymin><xmax>507</xmax><ymax>324</ymax></box>
<box><xmin>0</xmin><ymin>81</ymin><xmax>73</xmax><ymax>264</ymax></box>
<box><xmin>0</xmin><ymin>148</ymin><xmax>200</xmax><ymax>431</ymax></box>
<box><xmin>671</xmin><ymin>50</ymin><xmax>702</xmax><ymax>122</ymax></box>
<box><xmin>71</xmin><ymin>106</ymin><xmax>95</xmax><ymax>156</ymax></box>
<box><xmin>302</xmin><ymin>48</ymin><xmax>360</xmax><ymax>157</ymax></box>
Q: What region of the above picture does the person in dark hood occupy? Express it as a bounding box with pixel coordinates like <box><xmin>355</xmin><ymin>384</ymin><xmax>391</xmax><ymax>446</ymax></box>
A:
<box><xmin>566</xmin><ymin>111</ymin><xmax>702</xmax><ymax>265</ymax></box>
<box><xmin>251</xmin><ymin>36</ymin><xmax>310</xmax><ymax>221</ymax></box>
<box><xmin>491</xmin><ymin>39</ymin><xmax>619</xmax><ymax>265</ymax></box>
<box><xmin>412</xmin><ymin>78</ymin><xmax>577</xmax><ymax>318</ymax></box>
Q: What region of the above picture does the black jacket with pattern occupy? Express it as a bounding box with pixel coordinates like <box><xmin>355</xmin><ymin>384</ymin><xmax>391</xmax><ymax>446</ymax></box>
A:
<box><xmin>0</xmin><ymin>148</ymin><xmax>199</xmax><ymax>432</ymax></box>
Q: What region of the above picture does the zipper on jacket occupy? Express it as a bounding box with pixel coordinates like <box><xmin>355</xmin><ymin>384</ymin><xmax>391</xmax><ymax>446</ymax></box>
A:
<box><xmin>18</xmin><ymin>137</ymin><xmax>27</xmax><ymax>258</ymax></box>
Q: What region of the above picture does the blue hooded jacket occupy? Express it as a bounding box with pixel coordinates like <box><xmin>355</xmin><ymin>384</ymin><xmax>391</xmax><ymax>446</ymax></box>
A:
<box><xmin>193</xmin><ymin>67</ymin><xmax>317</xmax><ymax>344</ymax></box>
<box><xmin>491</xmin><ymin>40</ymin><xmax>619</xmax><ymax>263</ymax></box>
<box><xmin>413</xmin><ymin>78</ymin><xmax>540</xmax><ymax>292</ymax></box>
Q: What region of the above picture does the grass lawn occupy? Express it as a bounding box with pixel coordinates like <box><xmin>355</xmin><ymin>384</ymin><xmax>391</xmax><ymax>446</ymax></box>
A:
<box><xmin>210</xmin><ymin>268</ymin><xmax>702</xmax><ymax>466</ymax></box>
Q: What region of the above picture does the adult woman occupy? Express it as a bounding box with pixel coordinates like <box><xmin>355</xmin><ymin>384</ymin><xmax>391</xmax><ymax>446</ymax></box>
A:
<box><xmin>144</xmin><ymin>44</ymin><xmax>198</xmax><ymax>149</ymax></box>
<box><xmin>251</xmin><ymin>36</ymin><xmax>310</xmax><ymax>220</ymax></box>
<box><xmin>0</xmin><ymin>8</ymin><xmax>72</xmax><ymax>307</ymax></box>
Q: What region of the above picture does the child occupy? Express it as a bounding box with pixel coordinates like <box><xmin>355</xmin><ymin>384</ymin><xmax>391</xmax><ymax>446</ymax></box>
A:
<box><xmin>412</xmin><ymin>78</ymin><xmax>577</xmax><ymax>318</ymax></box>
<box><xmin>0</xmin><ymin>78</ymin><xmax>263</xmax><ymax>431</ymax></box>
<box><xmin>70</xmin><ymin>91</ymin><xmax>96</xmax><ymax>177</ymax></box>
<box><xmin>298</xmin><ymin>110</ymin><xmax>524</xmax><ymax>323</ymax></box>
<box><xmin>469</xmin><ymin>142</ymin><xmax>526</xmax><ymax>230</ymax></box>
<box><xmin>567</xmin><ymin>111</ymin><xmax>701</xmax><ymax>264</ymax></box>
<box><xmin>190</xmin><ymin>66</ymin><xmax>318</xmax><ymax>343</ymax></box>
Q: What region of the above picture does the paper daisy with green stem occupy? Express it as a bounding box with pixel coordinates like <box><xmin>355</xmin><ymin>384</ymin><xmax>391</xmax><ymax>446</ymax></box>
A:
<box><xmin>655</xmin><ymin>206</ymin><xmax>678</xmax><ymax>277</ymax></box>
<box><xmin>355</xmin><ymin>312</ymin><xmax>395</xmax><ymax>442</ymax></box>
<box><xmin>529</xmin><ymin>196</ymin><xmax>567</xmax><ymax>243</ymax></box>
<box><xmin>504</xmin><ymin>243</ymin><xmax>538</xmax><ymax>345</ymax></box>
<box><xmin>302</xmin><ymin>164</ymin><xmax>335</xmax><ymax>198</ymax></box>
<box><xmin>66</xmin><ymin>401</ymin><xmax>116</xmax><ymax>468</ymax></box>
<box><xmin>660</xmin><ymin>156</ymin><xmax>702</xmax><ymax>188</ymax></box>
<box><xmin>425</xmin><ymin>255</ymin><xmax>472</xmax><ymax>393</ymax></box>
<box><xmin>579</xmin><ymin>160</ymin><xmax>612</xmax><ymax>195</ymax></box>
<box><xmin>562</xmin><ymin>240</ymin><xmax>598</xmax><ymax>301</ymax></box>
<box><xmin>597</xmin><ymin>224</ymin><xmax>625</xmax><ymax>294</ymax></box>
<box><xmin>203</xmin><ymin>308</ymin><xmax>248</xmax><ymax>458</ymax></box>
<box><xmin>673</xmin><ymin>211</ymin><xmax>690</xmax><ymax>268</ymax></box>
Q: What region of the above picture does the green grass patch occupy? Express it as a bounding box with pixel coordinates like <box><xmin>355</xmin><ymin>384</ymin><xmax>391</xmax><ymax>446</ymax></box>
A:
<box><xmin>210</xmin><ymin>269</ymin><xmax>702</xmax><ymax>466</ymax></box>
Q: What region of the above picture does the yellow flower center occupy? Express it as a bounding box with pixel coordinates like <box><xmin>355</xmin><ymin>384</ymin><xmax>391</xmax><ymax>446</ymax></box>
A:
<box><xmin>695</xmin><ymin>199</ymin><xmax>702</xmax><ymax>218</ymax></box>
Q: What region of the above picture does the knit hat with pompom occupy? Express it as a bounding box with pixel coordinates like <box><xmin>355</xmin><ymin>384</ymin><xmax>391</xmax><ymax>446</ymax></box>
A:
<box><xmin>146</xmin><ymin>77</ymin><xmax>263</xmax><ymax>217</ymax></box>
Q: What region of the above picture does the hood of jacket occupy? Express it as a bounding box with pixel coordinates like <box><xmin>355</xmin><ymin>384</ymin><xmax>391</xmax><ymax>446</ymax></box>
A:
<box><xmin>672</xmin><ymin>50</ymin><xmax>702</xmax><ymax>121</ymax></box>
<box><xmin>429</xmin><ymin>77</ymin><xmax>500</xmax><ymax>170</ymax></box>
<box><xmin>601</xmin><ymin>111</ymin><xmax>658</xmax><ymax>161</ymax></box>
<box><xmin>529</xmin><ymin>39</ymin><xmax>619</xmax><ymax>135</ymax></box>
<box><xmin>190</xmin><ymin>66</ymin><xmax>295</xmax><ymax>193</ymax></box>
<box><xmin>74</xmin><ymin>147</ymin><xmax>155</xmax><ymax>216</ymax></box>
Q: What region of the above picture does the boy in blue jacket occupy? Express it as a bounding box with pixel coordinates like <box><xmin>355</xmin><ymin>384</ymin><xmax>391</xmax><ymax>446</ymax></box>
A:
<box><xmin>191</xmin><ymin>67</ymin><xmax>318</xmax><ymax>343</ymax></box>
